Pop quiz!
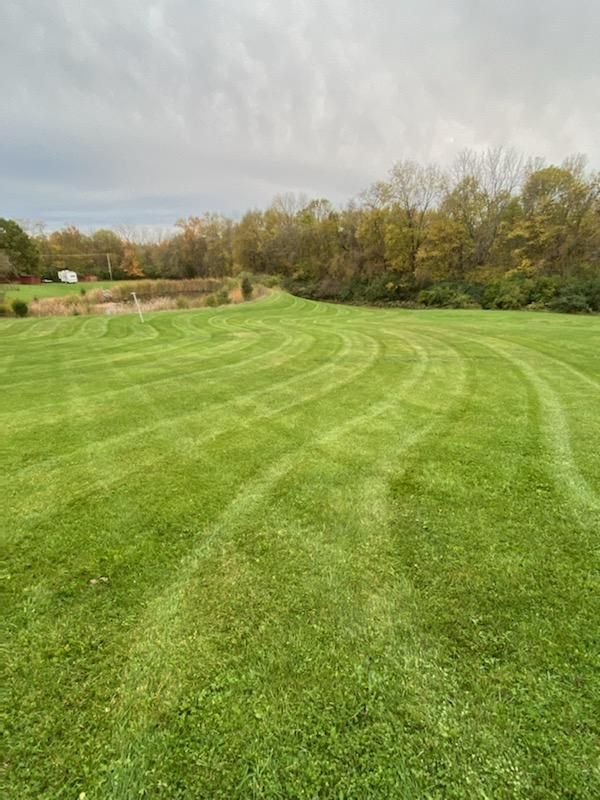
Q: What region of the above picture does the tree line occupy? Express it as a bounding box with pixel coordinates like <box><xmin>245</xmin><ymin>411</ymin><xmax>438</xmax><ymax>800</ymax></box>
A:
<box><xmin>2</xmin><ymin>147</ymin><xmax>599</xmax><ymax>311</ymax></box>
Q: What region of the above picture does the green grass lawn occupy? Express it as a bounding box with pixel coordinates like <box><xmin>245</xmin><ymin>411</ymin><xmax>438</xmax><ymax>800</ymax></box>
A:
<box><xmin>2</xmin><ymin>280</ymin><xmax>117</xmax><ymax>302</ymax></box>
<box><xmin>2</xmin><ymin>293</ymin><xmax>599</xmax><ymax>799</ymax></box>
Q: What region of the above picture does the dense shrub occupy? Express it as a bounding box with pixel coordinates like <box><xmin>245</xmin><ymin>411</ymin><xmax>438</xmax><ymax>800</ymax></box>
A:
<box><xmin>580</xmin><ymin>278</ymin><xmax>600</xmax><ymax>312</ymax></box>
<box><xmin>418</xmin><ymin>284</ymin><xmax>478</xmax><ymax>308</ymax></box>
<box><xmin>310</xmin><ymin>278</ymin><xmax>342</xmax><ymax>300</ymax></box>
<box><xmin>359</xmin><ymin>273</ymin><xmax>415</xmax><ymax>303</ymax></box>
<box><xmin>285</xmin><ymin>271</ymin><xmax>599</xmax><ymax>315</ymax></box>
<box><xmin>338</xmin><ymin>280</ymin><xmax>361</xmax><ymax>303</ymax></box>
<box><xmin>528</xmin><ymin>276</ymin><xmax>559</xmax><ymax>305</ymax></box>
<box><xmin>12</xmin><ymin>299</ymin><xmax>28</xmax><ymax>317</ymax></box>
<box><xmin>482</xmin><ymin>281</ymin><xmax>528</xmax><ymax>310</ymax></box>
<box><xmin>548</xmin><ymin>293</ymin><xmax>590</xmax><ymax>314</ymax></box>
<box><xmin>283</xmin><ymin>278</ymin><xmax>321</xmax><ymax>299</ymax></box>
<box><xmin>362</xmin><ymin>279</ymin><xmax>392</xmax><ymax>303</ymax></box>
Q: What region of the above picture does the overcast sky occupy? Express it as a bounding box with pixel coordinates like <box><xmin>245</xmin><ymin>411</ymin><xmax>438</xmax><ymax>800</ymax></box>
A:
<box><xmin>1</xmin><ymin>0</ymin><xmax>599</xmax><ymax>228</ymax></box>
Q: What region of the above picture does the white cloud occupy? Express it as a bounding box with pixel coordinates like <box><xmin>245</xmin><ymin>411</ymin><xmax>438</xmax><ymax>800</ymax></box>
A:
<box><xmin>1</xmin><ymin>0</ymin><xmax>598</xmax><ymax>225</ymax></box>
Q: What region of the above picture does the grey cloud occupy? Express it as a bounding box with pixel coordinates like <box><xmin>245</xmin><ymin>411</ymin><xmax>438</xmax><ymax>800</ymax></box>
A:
<box><xmin>1</xmin><ymin>0</ymin><xmax>598</xmax><ymax>227</ymax></box>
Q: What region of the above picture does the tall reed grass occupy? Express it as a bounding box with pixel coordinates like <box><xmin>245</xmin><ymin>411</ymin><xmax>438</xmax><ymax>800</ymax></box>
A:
<box><xmin>27</xmin><ymin>280</ymin><xmax>269</xmax><ymax>316</ymax></box>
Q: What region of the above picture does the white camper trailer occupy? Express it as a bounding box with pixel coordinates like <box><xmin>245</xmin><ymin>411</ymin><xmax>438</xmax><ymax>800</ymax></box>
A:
<box><xmin>57</xmin><ymin>269</ymin><xmax>78</xmax><ymax>284</ymax></box>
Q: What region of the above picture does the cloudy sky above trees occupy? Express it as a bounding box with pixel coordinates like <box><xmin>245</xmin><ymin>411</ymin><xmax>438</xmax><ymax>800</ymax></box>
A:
<box><xmin>2</xmin><ymin>0</ymin><xmax>599</xmax><ymax>227</ymax></box>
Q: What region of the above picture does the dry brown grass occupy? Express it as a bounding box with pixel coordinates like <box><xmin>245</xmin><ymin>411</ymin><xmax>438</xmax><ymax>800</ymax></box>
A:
<box><xmin>228</xmin><ymin>285</ymin><xmax>244</xmax><ymax>304</ymax></box>
<box><xmin>27</xmin><ymin>281</ymin><xmax>269</xmax><ymax>317</ymax></box>
<box><xmin>109</xmin><ymin>278</ymin><xmax>223</xmax><ymax>302</ymax></box>
<box><xmin>29</xmin><ymin>296</ymin><xmax>91</xmax><ymax>316</ymax></box>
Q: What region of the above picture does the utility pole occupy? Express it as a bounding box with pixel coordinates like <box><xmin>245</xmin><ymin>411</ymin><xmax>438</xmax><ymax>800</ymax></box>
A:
<box><xmin>106</xmin><ymin>253</ymin><xmax>113</xmax><ymax>281</ymax></box>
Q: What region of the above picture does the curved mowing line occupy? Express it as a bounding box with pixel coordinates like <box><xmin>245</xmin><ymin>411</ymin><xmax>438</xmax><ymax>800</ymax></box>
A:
<box><xmin>128</xmin><ymin>322</ymin><xmax>465</xmax><ymax>636</ymax></box>
<box><xmin>101</xmin><ymin>329</ymin><xmax>470</xmax><ymax>795</ymax></box>
<box><xmin>1</xmin><ymin>312</ymin><xmax>240</xmax><ymax>385</ymax></box>
<box><xmin>78</xmin><ymin>315</ymin><xmax>113</xmax><ymax>339</ymax></box>
<box><xmin>68</xmin><ymin>313</ymin><xmax>162</xmax><ymax>343</ymax></box>
<box><xmin>0</xmin><ymin>324</ymin><xmax>162</xmax><ymax>377</ymax></box>
<box><xmin>1</xmin><ymin>295</ymin><xmax>289</xmax><ymax>384</ymax></box>
<box><xmin>113</xmin><ymin>318</ymin><xmax>460</xmax><ymax>466</ymax></box>
<box><xmin>3</xmin><ymin>304</ymin><xmax>328</xmax><ymax>435</ymax></box>
<box><xmin>0</xmin><ymin>319</ymin><xmax>24</xmax><ymax>336</ymax></box>
<box><xmin>6</xmin><ymin>324</ymin><xmax>374</xmax><ymax>522</ymax></box>
<box><xmin>0</xmin><ymin>319</ymin><xmax>294</xmax><ymax>424</ymax></box>
<box><xmin>495</xmin><ymin>335</ymin><xmax>600</xmax><ymax>395</ymax></box>
<box><xmin>6</xmin><ymin>321</ymin><xmax>429</xmax><ymax>530</ymax></box>
<box><xmin>6</xmin><ymin>325</ymin><xmax>372</xmax><ymax>524</ymax></box>
<box><xmin>1</xmin><ymin>293</ymin><xmax>279</xmax><ymax>367</ymax></box>
<box><xmin>18</xmin><ymin>317</ymin><xmax>72</xmax><ymax>339</ymax></box>
<box><xmin>401</xmin><ymin>321</ymin><xmax>599</xmax><ymax>512</ymax></box>
<box><xmin>7</xmin><ymin>297</ymin><xmax>371</xmax><ymax>437</ymax></box>
<box><xmin>0</xmin><ymin>327</ymin><xmax>269</xmax><ymax>420</ymax></box>
<box><xmin>0</xmin><ymin>325</ymin><xmax>255</xmax><ymax>392</ymax></box>
<box><xmin>5</xmin><ymin>304</ymin><xmax>467</xmax><ymax>527</ymax></box>
<box><xmin>10</xmin><ymin>317</ymin><xmax>71</xmax><ymax>340</ymax></box>
<box><xmin>3</xmin><ymin>323</ymin><xmax>317</xmax><ymax>480</ymax></box>
<box><xmin>480</xmin><ymin>336</ymin><xmax>600</xmax><ymax>514</ymax></box>
<box><xmin>6</xmin><ymin>314</ymin><xmax>112</xmax><ymax>343</ymax></box>
<box><xmin>2</xmin><ymin>318</ymin><xmax>206</xmax><ymax>373</ymax></box>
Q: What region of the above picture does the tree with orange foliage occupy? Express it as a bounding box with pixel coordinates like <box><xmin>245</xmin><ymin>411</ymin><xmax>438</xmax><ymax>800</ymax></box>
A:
<box><xmin>121</xmin><ymin>244</ymin><xmax>144</xmax><ymax>279</ymax></box>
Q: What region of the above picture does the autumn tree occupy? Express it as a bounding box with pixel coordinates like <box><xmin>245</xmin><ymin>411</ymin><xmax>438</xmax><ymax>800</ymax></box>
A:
<box><xmin>443</xmin><ymin>147</ymin><xmax>524</xmax><ymax>275</ymax></box>
<box><xmin>121</xmin><ymin>245</ymin><xmax>144</xmax><ymax>279</ymax></box>
<box><xmin>510</xmin><ymin>160</ymin><xmax>599</xmax><ymax>276</ymax></box>
<box><xmin>18</xmin><ymin>148</ymin><xmax>600</xmax><ymax>312</ymax></box>
<box><xmin>361</xmin><ymin>161</ymin><xmax>446</xmax><ymax>277</ymax></box>
<box><xmin>233</xmin><ymin>211</ymin><xmax>267</xmax><ymax>274</ymax></box>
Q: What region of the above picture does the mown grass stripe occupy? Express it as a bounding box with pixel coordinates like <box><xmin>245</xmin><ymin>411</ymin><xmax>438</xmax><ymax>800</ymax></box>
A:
<box><xmin>2</xmin><ymin>296</ymin><xmax>599</xmax><ymax>800</ymax></box>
